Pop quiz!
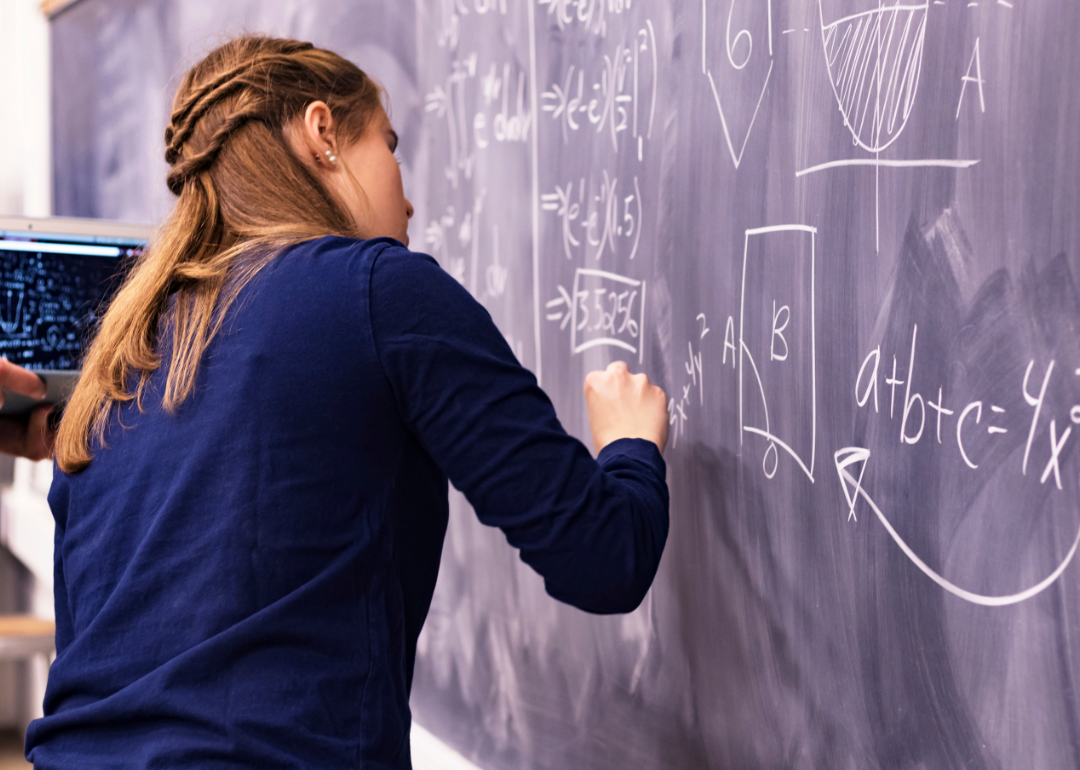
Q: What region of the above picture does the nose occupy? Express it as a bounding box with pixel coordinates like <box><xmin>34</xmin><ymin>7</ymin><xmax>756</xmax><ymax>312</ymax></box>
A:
<box><xmin>405</xmin><ymin>198</ymin><xmax>415</xmax><ymax>220</ymax></box>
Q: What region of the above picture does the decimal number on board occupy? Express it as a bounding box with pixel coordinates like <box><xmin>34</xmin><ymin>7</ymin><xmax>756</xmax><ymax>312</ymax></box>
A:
<box><xmin>546</xmin><ymin>268</ymin><xmax>646</xmax><ymax>362</ymax></box>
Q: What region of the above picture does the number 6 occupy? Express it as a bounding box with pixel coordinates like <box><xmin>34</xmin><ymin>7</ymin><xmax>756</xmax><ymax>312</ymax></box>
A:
<box><xmin>726</xmin><ymin>0</ymin><xmax>752</xmax><ymax>70</ymax></box>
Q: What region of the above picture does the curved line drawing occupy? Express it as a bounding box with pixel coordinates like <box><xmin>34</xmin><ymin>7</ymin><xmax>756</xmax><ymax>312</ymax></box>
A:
<box><xmin>741</xmin><ymin>341</ymin><xmax>773</xmax><ymax>441</ymax></box>
<box><xmin>45</xmin><ymin>325</ymin><xmax>63</xmax><ymax>349</ymax></box>
<box><xmin>741</xmin><ymin>343</ymin><xmax>820</xmax><ymax>481</ymax></box>
<box><xmin>746</xmin><ymin>426</ymin><xmax>815</xmax><ymax>482</ymax></box>
<box><xmin>574</xmin><ymin>337</ymin><xmax>637</xmax><ymax>354</ymax></box>
<box><xmin>726</xmin><ymin>0</ymin><xmax>753</xmax><ymax>70</ymax></box>
<box><xmin>0</xmin><ymin>290</ymin><xmax>24</xmax><ymax>335</ymax></box>
<box><xmin>796</xmin><ymin>157</ymin><xmax>980</xmax><ymax>176</ymax></box>
<box><xmin>762</xmin><ymin>440</ymin><xmax>779</xmax><ymax>478</ymax></box>
<box><xmin>741</xmin><ymin>340</ymin><xmax>777</xmax><ymax>474</ymax></box>
<box><xmin>818</xmin><ymin>0</ymin><xmax>929</xmax><ymax>153</ymax></box>
<box><xmin>835</xmin><ymin>447</ymin><xmax>1080</xmax><ymax>606</ymax></box>
<box><xmin>627</xmin><ymin>176</ymin><xmax>643</xmax><ymax>261</ymax></box>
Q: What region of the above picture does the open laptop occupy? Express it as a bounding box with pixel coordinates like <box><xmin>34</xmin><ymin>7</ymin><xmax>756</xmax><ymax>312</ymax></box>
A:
<box><xmin>0</xmin><ymin>215</ymin><xmax>152</xmax><ymax>414</ymax></box>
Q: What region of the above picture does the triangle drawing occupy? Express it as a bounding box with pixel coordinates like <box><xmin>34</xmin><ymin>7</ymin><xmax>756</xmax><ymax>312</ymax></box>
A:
<box><xmin>707</xmin><ymin>60</ymin><xmax>774</xmax><ymax>170</ymax></box>
<box><xmin>834</xmin><ymin>447</ymin><xmax>870</xmax><ymax>522</ymax></box>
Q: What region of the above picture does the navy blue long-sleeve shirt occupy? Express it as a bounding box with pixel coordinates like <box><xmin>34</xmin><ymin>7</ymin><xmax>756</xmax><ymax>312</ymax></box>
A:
<box><xmin>25</xmin><ymin>236</ymin><xmax>668</xmax><ymax>769</ymax></box>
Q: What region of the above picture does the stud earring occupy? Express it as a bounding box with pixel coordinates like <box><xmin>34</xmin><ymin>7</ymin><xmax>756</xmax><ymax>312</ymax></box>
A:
<box><xmin>324</xmin><ymin>149</ymin><xmax>337</xmax><ymax>164</ymax></box>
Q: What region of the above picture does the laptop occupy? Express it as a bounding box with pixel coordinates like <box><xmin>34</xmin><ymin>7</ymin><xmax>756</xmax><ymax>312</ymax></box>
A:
<box><xmin>0</xmin><ymin>215</ymin><xmax>152</xmax><ymax>415</ymax></box>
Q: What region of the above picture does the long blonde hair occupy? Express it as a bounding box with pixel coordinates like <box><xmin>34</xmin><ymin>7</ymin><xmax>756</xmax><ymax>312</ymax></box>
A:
<box><xmin>55</xmin><ymin>36</ymin><xmax>383</xmax><ymax>472</ymax></box>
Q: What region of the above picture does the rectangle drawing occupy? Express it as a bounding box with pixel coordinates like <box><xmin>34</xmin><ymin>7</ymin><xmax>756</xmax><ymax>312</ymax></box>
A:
<box><xmin>569</xmin><ymin>268</ymin><xmax>647</xmax><ymax>363</ymax></box>
<box><xmin>739</xmin><ymin>225</ymin><xmax>817</xmax><ymax>481</ymax></box>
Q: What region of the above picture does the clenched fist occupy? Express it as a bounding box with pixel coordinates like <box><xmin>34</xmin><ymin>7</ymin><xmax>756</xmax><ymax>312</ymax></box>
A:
<box><xmin>583</xmin><ymin>361</ymin><xmax>668</xmax><ymax>455</ymax></box>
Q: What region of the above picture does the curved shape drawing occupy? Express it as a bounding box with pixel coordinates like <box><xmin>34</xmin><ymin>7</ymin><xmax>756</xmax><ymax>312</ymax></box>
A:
<box><xmin>835</xmin><ymin>447</ymin><xmax>1080</xmax><ymax>606</ymax></box>
<box><xmin>741</xmin><ymin>341</ymin><xmax>778</xmax><ymax>478</ymax></box>
<box><xmin>0</xmin><ymin>290</ymin><xmax>24</xmax><ymax>335</ymax></box>
<box><xmin>818</xmin><ymin>0</ymin><xmax>929</xmax><ymax>153</ymax></box>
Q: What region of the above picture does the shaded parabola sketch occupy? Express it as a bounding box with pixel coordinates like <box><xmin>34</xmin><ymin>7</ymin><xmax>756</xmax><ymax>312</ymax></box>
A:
<box><xmin>819</xmin><ymin>0</ymin><xmax>928</xmax><ymax>153</ymax></box>
<box><xmin>834</xmin><ymin>447</ymin><xmax>1080</xmax><ymax>606</ymax></box>
<box><xmin>799</xmin><ymin>1</ymin><xmax>978</xmax><ymax>252</ymax></box>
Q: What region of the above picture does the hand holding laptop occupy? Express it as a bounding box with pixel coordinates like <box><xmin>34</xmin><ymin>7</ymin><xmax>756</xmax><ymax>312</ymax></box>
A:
<box><xmin>0</xmin><ymin>214</ymin><xmax>150</xmax><ymax>461</ymax></box>
<box><xmin>0</xmin><ymin>359</ymin><xmax>55</xmax><ymax>461</ymax></box>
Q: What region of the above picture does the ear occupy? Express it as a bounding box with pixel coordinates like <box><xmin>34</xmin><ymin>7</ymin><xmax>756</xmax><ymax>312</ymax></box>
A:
<box><xmin>299</xmin><ymin>100</ymin><xmax>339</xmax><ymax>164</ymax></box>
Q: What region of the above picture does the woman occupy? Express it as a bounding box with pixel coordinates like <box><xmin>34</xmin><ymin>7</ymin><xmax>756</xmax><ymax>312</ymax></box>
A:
<box><xmin>21</xmin><ymin>36</ymin><xmax>669</xmax><ymax>769</ymax></box>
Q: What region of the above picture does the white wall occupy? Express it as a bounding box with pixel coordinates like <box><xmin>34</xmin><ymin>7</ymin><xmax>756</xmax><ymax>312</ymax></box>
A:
<box><xmin>0</xmin><ymin>0</ymin><xmax>53</xmax><ymax>733</ymax></box>
<box><xmin>0</xmin><ymin>0</ymin><xmax>52</xmax><ymax>218</ymax></box>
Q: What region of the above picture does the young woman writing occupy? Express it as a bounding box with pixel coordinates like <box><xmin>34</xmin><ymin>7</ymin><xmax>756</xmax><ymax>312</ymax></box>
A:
<box><xmin>19</xmin><ymin>36</ymin><xmax>669</xmax><ymax>769</ymax></box>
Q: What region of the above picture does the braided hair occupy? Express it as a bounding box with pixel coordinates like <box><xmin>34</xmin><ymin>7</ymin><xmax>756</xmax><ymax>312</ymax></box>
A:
<box><xmin>56</xmin><ymin>36</ymin><xmax>384</xmax><ymax>472</ymax></box>
<box><xmin>164</xmin><ymin>42</ymin><xmax>329</xmax><ymax>195</ymax></box>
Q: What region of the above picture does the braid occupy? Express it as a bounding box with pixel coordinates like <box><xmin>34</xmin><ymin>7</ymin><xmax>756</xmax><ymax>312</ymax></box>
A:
<box><xmin>167</xmin><ymin>42</ymin><xmax>313</xmax><ymax>139</ymax></box>
<box><xmin>164</xmin><ymin>76</ymin><xmax>249</xmax><ymax>164</ymax></box>
<box><xmin>165</xmin><ymin>105</ymin><xmax>267</xmax><ymax>195</ymax></box>
<box><xmin>163</xmin><ymin>42</ymin><xmax>317</xmax><ymax>194</ymax></box>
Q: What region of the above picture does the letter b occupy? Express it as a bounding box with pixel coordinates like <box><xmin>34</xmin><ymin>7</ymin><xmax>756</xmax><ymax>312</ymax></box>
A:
<box><xmin>771</xmin><ymin>301</ymin><xmax>790</xmax><ymax>362</ymax></box>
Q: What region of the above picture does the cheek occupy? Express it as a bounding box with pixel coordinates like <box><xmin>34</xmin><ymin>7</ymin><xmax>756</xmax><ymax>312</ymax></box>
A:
<box><xmin>338</xmin><ymin>160</ymin><xmax>367</xmax><ymax>207</ymax></box>
<box><xmin>386</xmin><ymin>164</ymin><xmax>407</xmax><ymax>212</ymax></box>
<box><xmin>387</xmin><ymin>157</ymin><xmax>405</xmax><ymax>196</ymax></box>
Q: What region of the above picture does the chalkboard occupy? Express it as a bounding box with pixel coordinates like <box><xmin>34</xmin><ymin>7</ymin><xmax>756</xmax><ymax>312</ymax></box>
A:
<box><xmin>52</xmin><ymin>1</ymin><xmax>1080</xmax><ymax>768</ymax></box>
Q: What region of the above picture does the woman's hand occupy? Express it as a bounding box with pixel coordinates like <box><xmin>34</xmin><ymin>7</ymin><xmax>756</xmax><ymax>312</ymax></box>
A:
<box><xmin>584</xmin><ymin>361</ymin><xmax>669</xmax><ymax>456</ymax></box>
<box><xmin>0</xmin><ymin>359</ymin><xmax>55</xmax><ymax>461</ymax></box>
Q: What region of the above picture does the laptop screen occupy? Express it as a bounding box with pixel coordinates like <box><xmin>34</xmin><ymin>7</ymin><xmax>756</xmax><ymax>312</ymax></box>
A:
<box><xmin>0</xmin><ymin>219</ymin><xmax>148</xmax><ymax>371</ymax></box>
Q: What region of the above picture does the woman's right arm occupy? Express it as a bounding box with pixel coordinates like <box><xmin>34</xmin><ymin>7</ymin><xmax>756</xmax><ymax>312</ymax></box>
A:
<box><xmin>368</xmin><ymin>245</ymin><xmax>669</xmax><ymax>614</ymax></box>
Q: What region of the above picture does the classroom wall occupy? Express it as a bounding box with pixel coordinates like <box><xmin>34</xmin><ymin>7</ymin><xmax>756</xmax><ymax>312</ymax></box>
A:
<box><xmin>0</xmin><ymin>0</ymin><xmax>51</xmax><ymax>219</ymax></box>
<box><xmin>0</xmin><ymin>0</ymin><xmax>56</xmax><ymax>733</ymax></box>
<box><xmin>43</xmin><ymin>1</ymin><xmax>1080</xmax><ymax>768</ymax></box>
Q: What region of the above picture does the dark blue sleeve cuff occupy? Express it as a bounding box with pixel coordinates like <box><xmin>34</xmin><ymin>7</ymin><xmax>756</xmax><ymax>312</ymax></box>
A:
<box><xmin>597</xmin><ymin>437</ymin><xmax>667</xmax><ymax>479</ymax></box>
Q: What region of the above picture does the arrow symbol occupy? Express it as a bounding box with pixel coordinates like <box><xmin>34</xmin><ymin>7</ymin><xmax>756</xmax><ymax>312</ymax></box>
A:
<box><xmin>545</xmin><ymin>285</ymin><xmax>573</xmax><ymax>330</ymax></box>
<box><xmin>834</xmin><ymin>447</ymin><xmax>870</xmax><ymax>521</ymax></box>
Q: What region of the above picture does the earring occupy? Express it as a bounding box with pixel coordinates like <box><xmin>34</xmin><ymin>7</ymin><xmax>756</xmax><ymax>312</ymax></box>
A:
<box><xmin>324</xmin><ymin>149</ymin><xmax>337</xmax><ymax>164</ymax></box>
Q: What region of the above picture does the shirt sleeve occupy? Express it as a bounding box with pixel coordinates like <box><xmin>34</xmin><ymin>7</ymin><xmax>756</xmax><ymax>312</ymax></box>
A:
<box><xmin>47</xmin><ymin>472</ymin><xmax>74</xmax><ymax>654</ymax></box>
<box><xmin>367</xmin><ymin>244</ymin><xmax>668</xmax><ymax>614</ymax></box>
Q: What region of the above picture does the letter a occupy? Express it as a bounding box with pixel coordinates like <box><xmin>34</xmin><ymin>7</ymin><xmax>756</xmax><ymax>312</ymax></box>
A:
<box><xmin>956</xmin><ymin>37</ymin><xmax>985</xmax><ymax>120</ymax></box>
<box><xmin>855</xmin><ymin>347</ymin><xmax>880</xmax><ymax>413</ymax></box>
<box><xmin>723</xmin><ymin>316</ymin><xmax>737</xmax><ymax>368</ymax></box>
